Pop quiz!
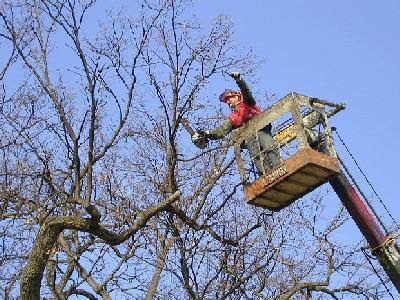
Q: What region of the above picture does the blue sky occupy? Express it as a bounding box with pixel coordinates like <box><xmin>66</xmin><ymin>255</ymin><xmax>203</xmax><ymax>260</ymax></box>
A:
<box><xmin>193</xmin><ymin>0</ymin><xmax>400</xmax><ymax>230</ymax></box>
<box><xmin>62</xmin><ymin>1</ymin><xmax>398</xmax><ymax>297</ymax></box>
<box><xmin>7</xmin><ymin>0</ymin><xmax>395</xmax><ymax>297</ymax></box>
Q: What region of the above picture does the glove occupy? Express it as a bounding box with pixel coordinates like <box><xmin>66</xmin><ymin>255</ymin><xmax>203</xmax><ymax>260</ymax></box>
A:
<box><xmin>191</xmin><ymin>130</ymin><xmax>209</xmax><ymax>149</ymax></box>
<box><xmin>191</xmin><ymin>131</ymin><xmax>203</xmax><ymax>142</ymax></box>
<box><xmin>229</xmin><ymin>72</ymin><xmax>241</xmax><ymax>80</ymax></box>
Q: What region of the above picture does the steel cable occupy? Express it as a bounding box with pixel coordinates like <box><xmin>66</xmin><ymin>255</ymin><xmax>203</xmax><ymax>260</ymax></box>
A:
<box><xmin>333</xmin><ymin>127</ymin><xmax>400</xmax><ymax>231</ymax></box>
<box><xmin>362</xmin><ymin>248</ymin><xmax>396</xmax><ymax>299</ymax></box>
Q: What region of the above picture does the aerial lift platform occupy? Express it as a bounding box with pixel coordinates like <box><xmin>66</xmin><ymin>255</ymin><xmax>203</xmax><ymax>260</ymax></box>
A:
<box><xmin>233</xmin><ymin>92</ymin><xmax>343</xmax><ymax>210</ymax></box>
<box><xmin>232</xmin><ymin>92</ymin><xmax>400</xmax><ymax>292</ymax></box>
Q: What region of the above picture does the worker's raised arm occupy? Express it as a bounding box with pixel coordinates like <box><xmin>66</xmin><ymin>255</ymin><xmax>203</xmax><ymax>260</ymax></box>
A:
<box><xmin>230</xmin><ymin>72</ymin><xmax>256</xmax><ymax>105</ymax></box>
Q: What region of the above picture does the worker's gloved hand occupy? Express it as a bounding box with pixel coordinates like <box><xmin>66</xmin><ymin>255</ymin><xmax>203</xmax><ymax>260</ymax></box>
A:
<box><xmin>229</xmin><ymin>72</ymin><xmax>241</xmax><ymax>80</ymax></box>
<box><xmin>197</xmin><ymin>129</ymin><xmax>210</xmax><ymax>138</ymax></box>
<box><xmin>191</xmin><ymin>131</ymin><xmax>202</xmax><ymax>141</ymax></box>
<box><xmin>191</xmin><ymin>130</ymin><xmax>209</xmax><ymax>149</ymax></box>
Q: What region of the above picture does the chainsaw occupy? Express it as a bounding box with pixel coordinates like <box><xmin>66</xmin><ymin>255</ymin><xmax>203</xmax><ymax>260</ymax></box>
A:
<box><xmin>181</xmin><ymin>118</ymin><xmax>208</xmax><ymax>149</ymax></box>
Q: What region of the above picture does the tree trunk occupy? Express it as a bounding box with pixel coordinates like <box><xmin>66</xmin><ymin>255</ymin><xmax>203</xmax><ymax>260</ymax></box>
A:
<box><xmin>20</xmin><ymin>221</ymin><xmax>61</xmax><ymax>300</ymax></box>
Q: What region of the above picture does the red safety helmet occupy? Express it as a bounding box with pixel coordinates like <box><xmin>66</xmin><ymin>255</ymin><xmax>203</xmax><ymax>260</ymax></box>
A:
<box><xmin>219</xmin><ymin>89</ymin><xmax>242</xmax><ymax>103</ymax></box>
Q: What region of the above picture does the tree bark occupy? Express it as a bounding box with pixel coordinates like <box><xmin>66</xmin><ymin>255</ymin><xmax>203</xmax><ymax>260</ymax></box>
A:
<box><xmin>145</xmin><ymin>237</ymin><xmax>174</xmax><ymax>299</ymax></box>
<box><xmin>20</xmin><ymin>222</ymin><xmax>62</xmax><ymax>300</ymax></box>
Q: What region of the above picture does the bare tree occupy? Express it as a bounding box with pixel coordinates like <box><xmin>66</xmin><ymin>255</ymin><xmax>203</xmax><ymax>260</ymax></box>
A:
<box><xmin>0</xmin><ymin>0</ymin><xmax>181</xmax><ymax>298</ymax></box>
<box><xmin>0</xmin><ymin>0</ymin><xmax>391</xmax><ymax>299</ymax></box>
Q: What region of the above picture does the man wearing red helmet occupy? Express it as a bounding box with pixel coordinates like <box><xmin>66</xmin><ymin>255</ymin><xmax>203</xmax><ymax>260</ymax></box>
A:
<box><xmin>193</xmin><ymin>72</ymin><xmax>279</xmax><ymax>174</ymax></box>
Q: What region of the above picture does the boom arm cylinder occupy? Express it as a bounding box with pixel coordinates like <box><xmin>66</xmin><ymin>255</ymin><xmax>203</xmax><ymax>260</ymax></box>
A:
<box><xmin>329</xmin><ymin>173</ymin><xmax>400</xmax><ymax>293</ymax></box>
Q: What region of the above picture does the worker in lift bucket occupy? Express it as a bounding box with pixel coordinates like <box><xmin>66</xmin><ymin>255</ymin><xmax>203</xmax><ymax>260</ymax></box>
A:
<box><xmin>192</xmin><ymin>72</ymin><xmax>279</xmax><ymax>175</ymax></box>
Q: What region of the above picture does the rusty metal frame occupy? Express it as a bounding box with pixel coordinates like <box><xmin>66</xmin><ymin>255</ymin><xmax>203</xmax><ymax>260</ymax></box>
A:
<box><xmin>245</xmin><ymin>148</ymin><xmax>340</xmax><ymax>210</ymax></box>
<box><xmin>232</xmin><ymin>92</ymin><xmax>345</xmax><ymax>183</ymax></box>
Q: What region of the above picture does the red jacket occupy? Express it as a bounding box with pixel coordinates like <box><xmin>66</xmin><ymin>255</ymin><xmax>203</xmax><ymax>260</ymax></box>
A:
<box><xmin>229</xmin><ymin>102</ymin><xmax>261</xmax><ymax>128</ymax></box>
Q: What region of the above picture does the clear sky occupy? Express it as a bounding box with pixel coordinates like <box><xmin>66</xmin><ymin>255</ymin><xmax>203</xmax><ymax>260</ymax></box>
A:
<box><xmin>10</xmin><ymin>1</ymin><xmax>396</xmax><ymax>297</ymax></box>
<box><xmin>65</xmin><ymin>1</ymin><xmax>399</xmax><ymax>297</ymax></box>
<box><xmin>193</xmin><ymin>0</ymin><xmax>400</xmax><ymax>230</ymax></box>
